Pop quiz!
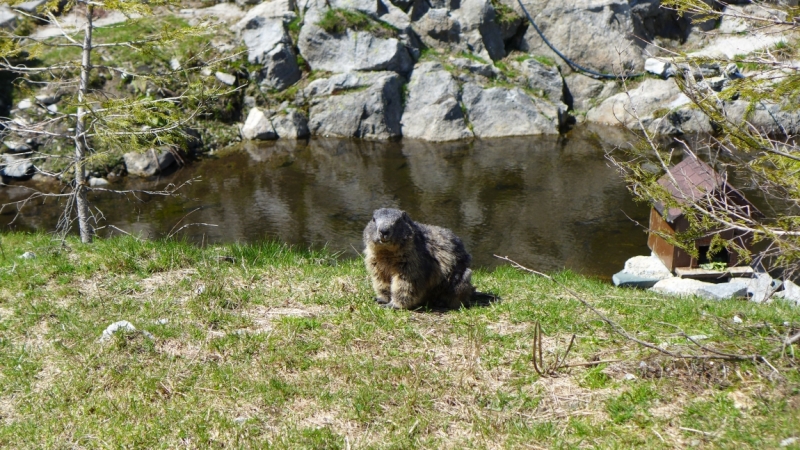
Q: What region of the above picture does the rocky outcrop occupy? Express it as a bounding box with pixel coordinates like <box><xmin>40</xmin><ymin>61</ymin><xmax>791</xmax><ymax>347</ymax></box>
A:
<box><xmin>586</xmin><ymin>78</ymin><xmax>687</xmax><ymax>127</ymax></box>
<box><xmin>401</xmin><ymin>62</ymin><xmax>472</xmax><ymax>141</ymax></box>
<box><xmin>461</xmin><ymin>83</ymin><xmax>564</xmax><ymax>137</ymax></box>
<box><xmin>307</xmin><ymin>72</ymin><xmax>404</xmax><ymax>139</ymax></box>
<box><xmin>241</xmin><ymin>107</ymin><xmax>310</xmax><ymax>140</ymax></box>
<box><xmin>514</xmin><ymin>58</ymin><xmax>565</xmax><ymax>105</ymax></box>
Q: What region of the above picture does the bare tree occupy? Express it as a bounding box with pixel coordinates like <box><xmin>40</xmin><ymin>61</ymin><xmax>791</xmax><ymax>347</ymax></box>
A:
<box><xmin>1</xmin><ymin>0</ymin><xmax>232</xmax><ymax>242</ymax></box>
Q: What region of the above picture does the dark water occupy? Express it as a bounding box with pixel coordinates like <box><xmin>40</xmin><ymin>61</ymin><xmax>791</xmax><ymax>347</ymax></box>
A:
<box><xmin>1</xmin><ymin>126</ymin><xmax>651</xmax><ymax>279</ymax></box>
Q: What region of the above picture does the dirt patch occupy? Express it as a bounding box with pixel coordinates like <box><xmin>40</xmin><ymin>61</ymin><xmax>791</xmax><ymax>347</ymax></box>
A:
<box><xmin>141</xmin><ymin>269</ymin><xmax>198</xmax><ymax>295</ymax></box>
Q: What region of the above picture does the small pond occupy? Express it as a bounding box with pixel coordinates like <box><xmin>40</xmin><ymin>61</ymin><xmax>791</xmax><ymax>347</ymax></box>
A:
<box><xmin>1</xmin><ymin>126</ymin><xmax>652</xmax><ymax>279</ymax></box>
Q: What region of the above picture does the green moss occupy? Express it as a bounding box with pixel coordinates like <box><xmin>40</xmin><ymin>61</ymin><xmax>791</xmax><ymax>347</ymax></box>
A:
<box><xmin>317</xmin><ymin>8</ymin><xmax>398</xmax><ymax>39</ymax></box>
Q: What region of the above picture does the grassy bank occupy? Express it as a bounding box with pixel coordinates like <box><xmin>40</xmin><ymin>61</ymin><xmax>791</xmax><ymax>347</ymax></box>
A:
<box><xmin>0</xmin><ymin>232</ymin><xmax>798</xmax><ymax>448</ymax></box>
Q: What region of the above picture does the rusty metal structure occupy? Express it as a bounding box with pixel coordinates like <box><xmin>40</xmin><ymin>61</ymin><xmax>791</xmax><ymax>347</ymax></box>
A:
<box><xmin>648</xmin><ymin>157</ymin><xmax>759</xmax><ymax>274</ymax></box>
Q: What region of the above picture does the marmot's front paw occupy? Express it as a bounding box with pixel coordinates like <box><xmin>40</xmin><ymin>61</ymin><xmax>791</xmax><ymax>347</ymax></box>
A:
<box><xmin>379</xmin><ymin>302</ymin><xmax>401</xmax><ymax>310</ymax></box>
<box><xmin>374</xmin><ymin>296</ymin><xmax>389</xmax><ymax>304</ymax></box>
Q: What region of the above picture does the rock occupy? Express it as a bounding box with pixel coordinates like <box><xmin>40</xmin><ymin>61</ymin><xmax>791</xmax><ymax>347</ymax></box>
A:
<box><xmin>697</xmin><ymin>282</ymin><xmax>748</xmax><ymax>301</ymax></box>
<box><xmin>170</xmin><ymin>58</ymin><xmax>181</xmax><ymax>70</ymax></box>
<box><xmin>775</xmin><ymin>279</ymin><xmax>800</xmax><ymax>307</ymax></box>
<box><xmin>88</xmin><ymin>177</ymin><xmax>110</xmax><ymax>187</ymax></box>
<box><xmin>647</xmin><ymin>107</ymin><xmax>713</xmax><ymax>135</ymax></box>
<box><xmin>722</xmin><ymin>100</ymin><xmax>800</xmax><ymax>136</ymax></box>
<box><xmin>17</xmin><ymin>99</ymin><xmax>33</xmax><ymax>110</ymax></box>
<box><xmin>255</xmin><ymin>43</ymin><xmax>302</xmax><ymax>91</ymax></box>
<box><xmin>308</xmin><ymin>72</ymin><xmax>403</xmax><ymax>139</ymax></box>
<box><xmin>123</xmin><ymin>148</ymin><xmax>177</xmax><ymax>177</ymax></box>
<box><xmin>644</xmin><ymin>58</ymin><xmax>676</xmax><ymax>79</ymax></box>
<box><xmin>745</xmin><ymin>273</ymin><xmax>781</xmax><ymax>303</ymax></box>
<box><xmin>411</xmin><ymin>0</ymin><xmax>505</xmax><ymax>62</ymax></box>
<box><xmin>241</xmin><ymin>107</ymin><xmax>278</xmax><ymax>140</ymax></box>
<box><xmin>612</xmin><ymin>271</ymin><xmax>663</xmax><ymax>289</ymax></box>
<box><xmin>272</xmin><ymin>110</ymin><xmax>310</xmax><ymax>139</ymax></box>
<box><xmin>401</xmin><ymin>62</ymin><xmax>473</xmax><ymax>141</ymax></box>
<box><xmin>46</xmin><ymin>104</ymin><xmax>57</xmax><ymax>114</ymax></box>
<box><xmin>651</xmin><ymin>277</ymin><xmax>715</xmax><ymax>297</ymax></box>
<box><xmin>304</xmin><ymin>71</ymin><xmax>388</xmax><ymax>97</ymax></box>
<box><xmin>233</xmin><ymin>0</ymin><xmax>295</xmax><ymax>27</ymax></box>
<box><xmin>586</xmin><ymin>78</ymin><xmax>686</xmax><ymax>127</ymax></box>
<box><xmin>35</xmin><ymin>93</ymin><xmax>61</xmax><ymax>105</ymax></box>
<box><xmin>238</xmin><ymin>9</ymin><xmax>301</xmax><ymax>91</ymax></box>
<box><xmin>450</xmin><ymin>57</ymin><xmax>499</xmax><ymax>78</ymax></box>
<box><xmin>2</xmin><ymin>140</ymin><xmax>32</xmax><ymax>153</ymax></box>
<box><xmin>99</xmin><ymin>320</ymin><xmax>154</xmax><ymax>342</ymax></box>
<box><xmin>19</xmin><ymin>251</ymin><xmax>36</xmax><ymax>259</ymax></box>
<box><xmin>1</xmin><ymin>154</ymin><xmax>34</xmax><ymax>179</ymax></box>
<box><xmin>179</xmin><ymin>3</ymin><xmax>246</xmax><ymax>25</ymax></box>
<box><xmin>215</xmin><ymin>72</ymin><xmax>237</xmax><ymax>86</ymax></box>
<box><xmin>0</xmin><ymin>5</ymin><xmax>17</xmax><ymax>30</ymax></box>
<box><xmin>13</xmin><ymin>1</ymin><xmax>47</xmax><ymax>14</ymax></box>
<box><xmin>623</xmin><ymin>254</ymin><xmax>672</xmax><ymax>279</ymax></box>
<box><xmin>515</xmin><ymin>58</ymin><xmax>566</xmax><ymax>104</ymax></box>
<box><xmin>461</xmin><ymin>83</ymin><xmax>563</xmax><ymax>137</ymax></box>
<box><xmin>298</xmin><ymin>23</ymin><xmax>413</xmax><ymax>74</ymax></box>
<box><xmin>515</xmin><ymin>0</ymin><xmax>644</xmax><ymax>74</ymax></box>
<box><xmin>563</xmin><ymin>73</ymin><xmax>618</xmax><ymax>112</ymax></box>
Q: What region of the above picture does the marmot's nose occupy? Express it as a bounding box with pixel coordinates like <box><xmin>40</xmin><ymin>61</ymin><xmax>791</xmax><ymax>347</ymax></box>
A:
<box><xmin>379</xmin><ymin>230</ymin><xmax>389</xmax><ymax>240</ymax></box>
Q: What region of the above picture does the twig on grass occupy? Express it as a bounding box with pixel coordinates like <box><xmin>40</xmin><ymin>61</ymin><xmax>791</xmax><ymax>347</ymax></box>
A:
<box><xmin>495</xmin><ymin>254</ymin><xmax>768</xmax><ymax>364</ymax></box>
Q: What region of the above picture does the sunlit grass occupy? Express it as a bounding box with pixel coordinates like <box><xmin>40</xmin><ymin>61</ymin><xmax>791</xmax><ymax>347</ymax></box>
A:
<box><xmin>0</xmin><ymin>232</ymin><xmax>798</xmax><ymax>448</ymax></box>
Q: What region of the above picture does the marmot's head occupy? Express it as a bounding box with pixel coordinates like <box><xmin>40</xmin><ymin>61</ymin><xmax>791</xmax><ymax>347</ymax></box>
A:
<box><xmin>365</xmin><ymin>208</ymin><xmax>414</xmax><ymax>247</ymax></box>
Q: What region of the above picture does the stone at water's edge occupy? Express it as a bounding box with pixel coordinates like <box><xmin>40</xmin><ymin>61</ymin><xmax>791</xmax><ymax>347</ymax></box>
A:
<box><xmin>622</xmin><ymin>254</ymin><xmax>672</xmax><ymax>279</ymax></box>
<box><xmin>123</xmin><ymin>149</ymin><xmax>176</xmax><ymax>177</ymax></box>
<box><xmin>272</xmin><ymin>110</ymin><xmax>310</xmax><ymax>139</ymax></box>
<box><xmin>612</xmin><ymin>271</ymin><xmax>662</xmax><ymax>289</ymax></box>
<box><xmin>241</xmin><ymin>107</ymin><xmax>278</xmax><ymax>140</ymax></box>
<box><xmin>461</xmin><ymin>83</ymin><xmax>564</xmax><ymax>137</ymax></box>
<box><xmin>401</xmin><ymin>62</ymin><xmax>473</xmax><ymax>141</ymax></box>
<box><xmin>308</xmin><ymin>73</ymin><xmax>403</xmax><ymax>139</ymax></box>
<box><xmin>1</xmin><ymin>154</ymin><xmax>34</xmax><ymax>179</ymax></box>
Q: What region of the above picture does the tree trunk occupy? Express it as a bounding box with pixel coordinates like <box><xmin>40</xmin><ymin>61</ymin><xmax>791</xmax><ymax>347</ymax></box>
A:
<box><xmin>74</xmin><ymin>3</ymin><xmax>94</xmax><ymax>243</ymax></box>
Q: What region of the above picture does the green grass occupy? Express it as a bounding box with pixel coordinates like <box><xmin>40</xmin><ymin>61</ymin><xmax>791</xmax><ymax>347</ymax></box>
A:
<box><xmin>0</xmin><ymin>232</ymin><xmax>798</xmax><ymax>448</ymax></box>
<box><xmin>317</xmin><ymin>9</ymin><xmax>398</xmax><ymax>39</ymax></box>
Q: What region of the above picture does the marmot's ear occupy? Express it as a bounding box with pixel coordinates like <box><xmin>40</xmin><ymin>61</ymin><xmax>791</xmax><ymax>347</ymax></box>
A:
<box><xmin>401</xmin><ymin>211</ymin><xmax>410</xmax><ymax>222</ymax></box>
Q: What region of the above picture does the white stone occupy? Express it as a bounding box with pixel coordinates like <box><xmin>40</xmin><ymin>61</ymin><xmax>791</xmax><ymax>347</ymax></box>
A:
<box><xmin>622</xmin><ymin>254</ymin><xmax>672</xmax><ymax>279</ymax></box>
<box><xmin>215</xmin><ymin>72</ymin><xmax>237</xmax><ymax>86</ymax></box>
<box><xmin>17</xmin><ymin>99</ymin><xmax>33</xmax><ymax>110</ymax></box>
<box><xmin>775</xmin><ymin>279</ymin><xmax>800</xmax><ymax>307</ymax></box>
<box><xmin>240</xmin><ymin>107</ymin><xmax>277</xmax><ymax>140</ymax></box>
<box><xmin>88</xmin><ymin>177</ymin><xmax>110</xmax><ymax>187</ymax></box>
<box><xmin>651</xmin><ymin>277</ymin><xmax>715</xmax><ymax>298</ymax></box>
<box><xmin>644</xmin><ymin>58</ymin><xmax>676</xmax><ymax>78</ymax></box>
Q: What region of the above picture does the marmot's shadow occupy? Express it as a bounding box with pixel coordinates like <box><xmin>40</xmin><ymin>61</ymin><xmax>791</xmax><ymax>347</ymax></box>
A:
<box><xmin>408</xmin><ymin>291</ymin><xmax>501</xmax><ymax>313</ymax></box>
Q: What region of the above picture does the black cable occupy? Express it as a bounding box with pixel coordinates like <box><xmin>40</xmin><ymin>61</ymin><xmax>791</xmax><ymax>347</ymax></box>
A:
<box><xmin>515</xmin><ymin>0</ymin><xmax>644</xmax><ymax>80</ymax></box>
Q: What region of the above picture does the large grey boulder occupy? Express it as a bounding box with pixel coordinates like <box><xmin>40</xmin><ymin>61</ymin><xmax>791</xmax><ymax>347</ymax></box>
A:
<box><xmin>308</xmin><ymin>72</ymin><xmax>404</xmax><ymax>139</ymax></box>
<box><xmin>123</xmin><ymin>148</ymin><xmax>176</xmax><ymax>177</ymax></box>
<box><xmin>1</xmin><ymin>154</ymin><xmax>34</xmax><ymax>179</ymax></box>
<box><xmin>236</xmin><ymin>2</ymin><xmax>301</xmax><ymax>91</ymax></box>
<box><xmin>648</xmin><ymin>107</ymin><xmax>714</xmax><ymax>135</ymax></box>
<box><xmin>515</xmin><ymin>58</ymin><xmax>565</xmax><ymax>104</ymax></box>
<box><xmin>304</xmin><ymin>71</ymin><xmax>388</xmax><ymax>97</ymax></box>
<box><xmin>612</xmin><ymin>254</ymin><xmax>673</xmax><ymax>288</ymax></box>
<box><xmin>401</xmin><ymin>62</ymin><xmax>472</xmax><ymax>141</ymax></box>
<box><xmin>298</xmin><ymin>23</ymin><xmax>414</xmax><ymax>74</ymax></box>
<box><xmin>411</xmin><ymin>0</ymin><xmax>505</xmax><ymax>61</ymax></box>
<box><xmin>514</xmin><ymin>0</ymin><xmax>645</xmax><ymax>75</ymax></box>
<box><xmin>586</xmin><ymin>78</ymin><xmax>688</xmax><ymax>127</ymax></box>
<box><xmin>461</xmin><ymin>83</ymin><xmax>563</xmax><ymax>137</ymax></box>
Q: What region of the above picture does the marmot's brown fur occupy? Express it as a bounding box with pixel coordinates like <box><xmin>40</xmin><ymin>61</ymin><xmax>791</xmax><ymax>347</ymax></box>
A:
<box><xmin>363</xmin><ymin>208</ymin><xmax>476</xmax><ymax>310</ymax></box>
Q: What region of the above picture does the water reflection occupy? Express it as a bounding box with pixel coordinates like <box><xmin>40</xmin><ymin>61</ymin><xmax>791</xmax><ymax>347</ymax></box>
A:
<box><xmin>1</xmin><ymin>127</ymin><xmax>650</xmax><ymax>278</ymax></box>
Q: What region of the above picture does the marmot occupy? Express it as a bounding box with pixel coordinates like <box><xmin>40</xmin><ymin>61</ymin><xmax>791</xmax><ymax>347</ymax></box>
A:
<box><xmin>363</xmin><ymin>208</ymin><xmax>476</xmax><ymax>310</ymax></box>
